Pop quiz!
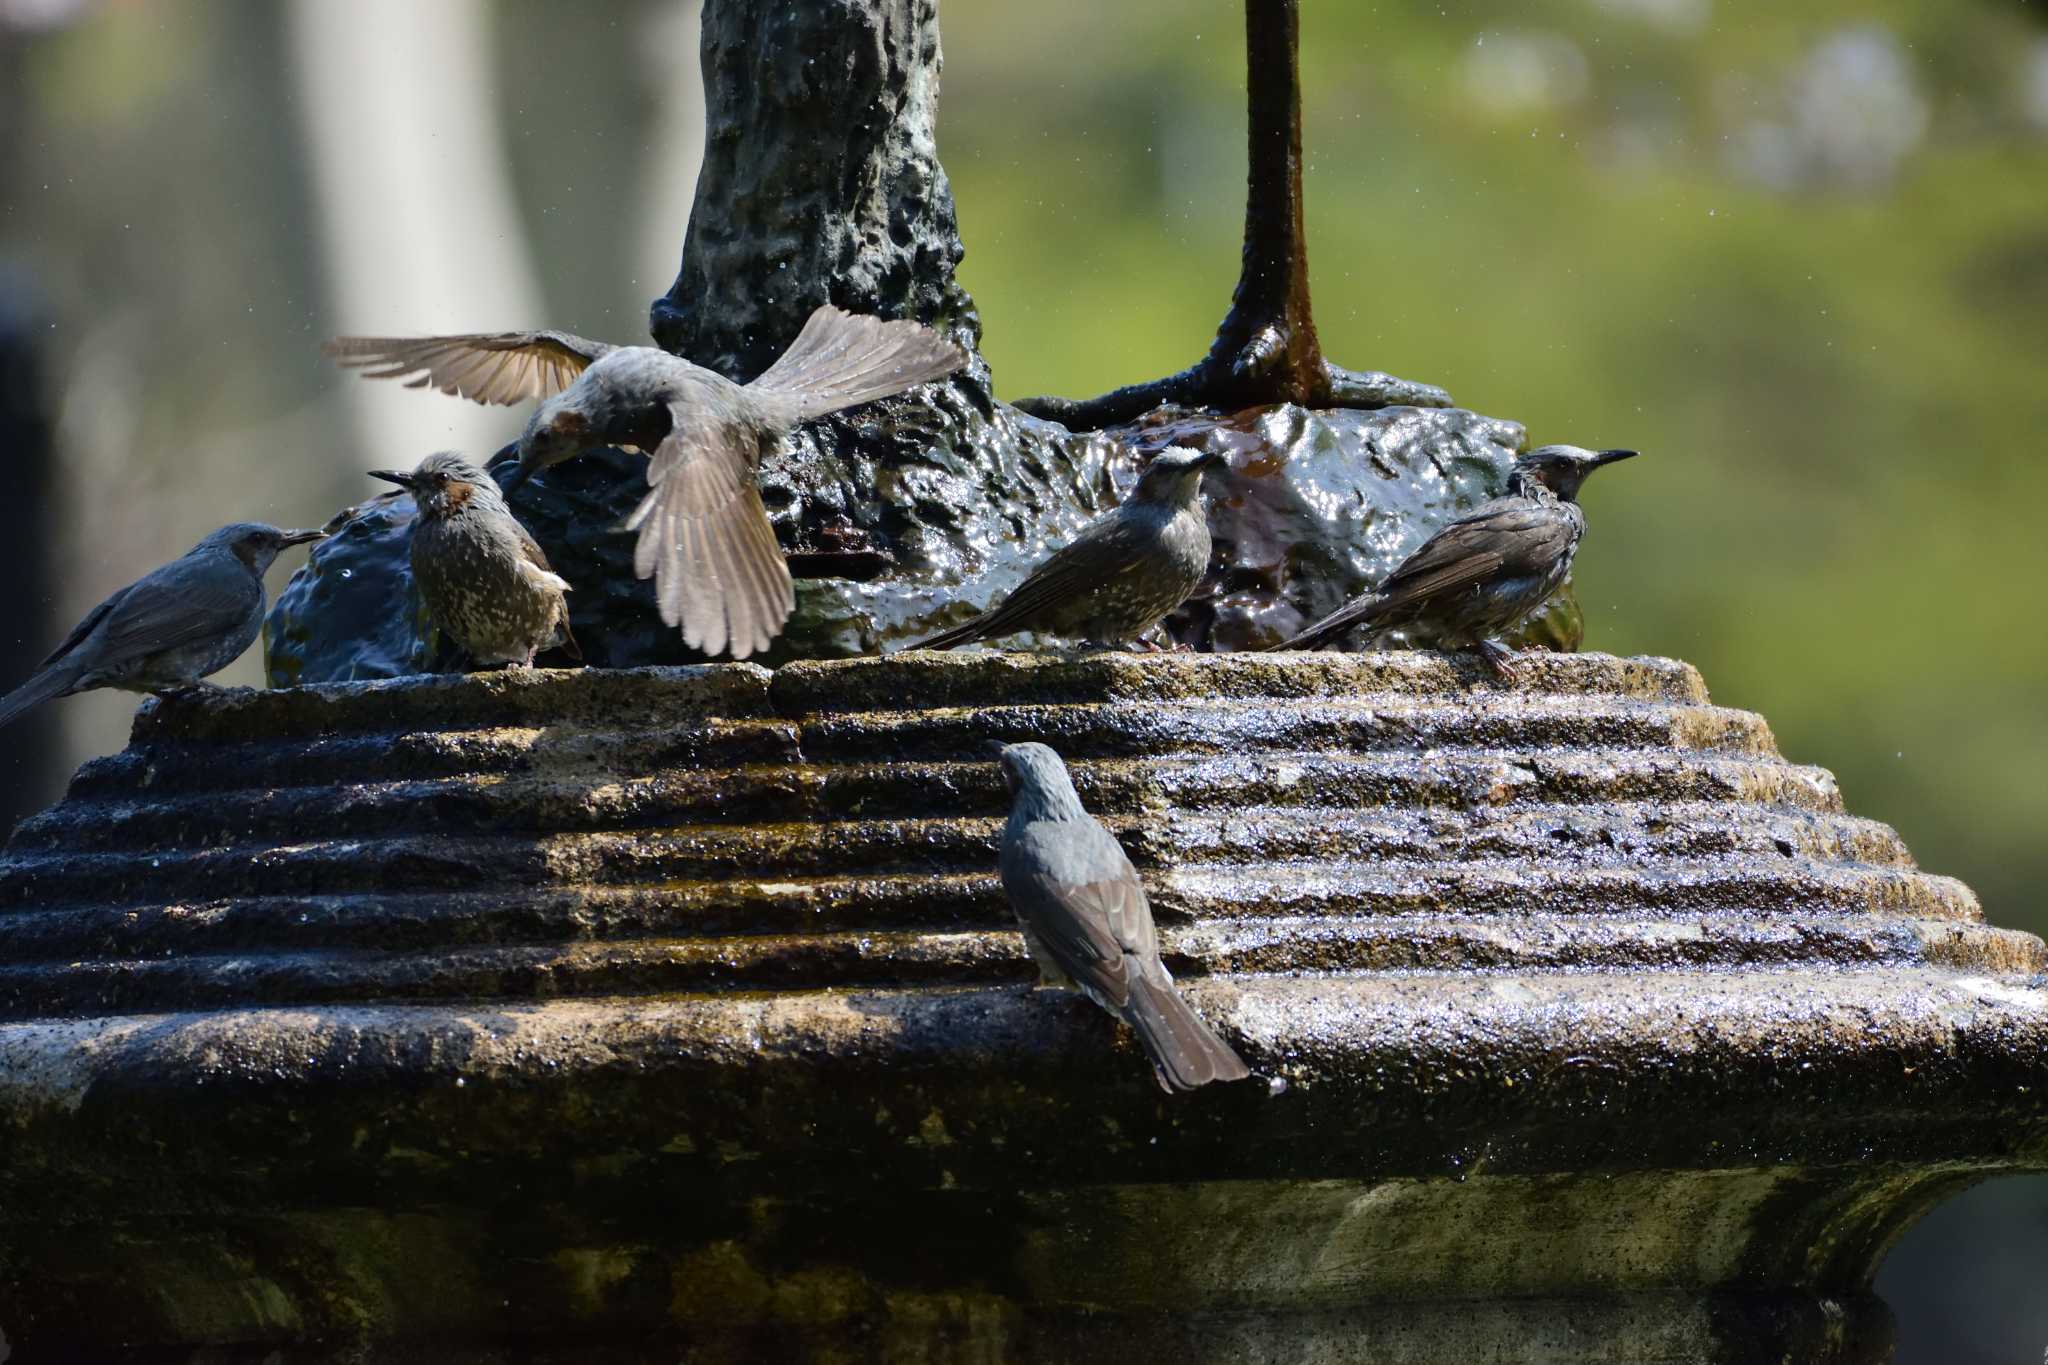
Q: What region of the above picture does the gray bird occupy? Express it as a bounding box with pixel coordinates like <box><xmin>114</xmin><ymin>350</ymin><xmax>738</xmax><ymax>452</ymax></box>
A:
<box><xmin>1270</xmin><ymin>444</ymin><xmax>1637</xmax><ymax>677</ymax></box>
<box><xmin>0</xmin><ymin>522</ymin><xmax>325</xmax><ymax>730</ymax></box>
<box><xmin>325</xmin><ymin>305</ymin><xmax>968</xmax><ymax>659</ymax></box>
<box><xmin>997</xmin><ymin>741</ymin><xmax>1251</xmax><ymax>1093</ymax></box>
<box><xmin>910</xmin><ymin>446</ymin><xmax>1221</xmax><ymax>651</ymax></box>
<box><xmin>369</xmin><ymin>452</ymin><xmax>580</xmax><ymax>669</ymax></box>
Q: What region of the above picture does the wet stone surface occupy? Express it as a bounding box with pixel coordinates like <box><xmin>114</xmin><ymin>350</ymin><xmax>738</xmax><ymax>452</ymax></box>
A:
<box><xmin>0</xmin><ymin>651</ymin><xmax>2042</xmax><ymax>1362</ymax></box>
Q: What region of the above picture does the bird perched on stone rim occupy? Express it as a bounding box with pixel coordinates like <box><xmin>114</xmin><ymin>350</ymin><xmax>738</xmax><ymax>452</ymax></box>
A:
<box><xmin>1268</xmin><ymin>444</ymin><xmax>1636</xmax><ymax>677</ymax></box>
<box><xmin>907</xmin><ymin>446</ymin><xmax>1222</xmax><ymax>652</ymax></box>
<box><xmin>324</xmin><ymin>305</ymin><xmax>968</xmax><ymax>660</ymax></box>
<box><xmin>0</xmin><ymin>522</ymin><xmax>325</xmax><ymax>731</ymax></box>
<box><xmin>368</xmin><ymin>452</ymin><xmax>579</xmax><ymax>670</ymax></box>
<box><xmin>996</xmin><ymin>740</ymin><xmax>1251</xmax><ymax>1093</ymax></box>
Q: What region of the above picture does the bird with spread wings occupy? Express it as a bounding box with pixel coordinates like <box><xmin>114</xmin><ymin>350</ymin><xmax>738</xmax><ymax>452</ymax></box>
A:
<box><xmin>326</xmin><ymin>305</ymin><xmax>967</xmax><ymax>659</ymax></box>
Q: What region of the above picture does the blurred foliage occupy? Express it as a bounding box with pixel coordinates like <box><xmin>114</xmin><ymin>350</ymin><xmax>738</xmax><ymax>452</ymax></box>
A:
<box><xmin>942</xmin><ymin>1</ymin><xmax>2048</xmax><ymax>942</ymax></box>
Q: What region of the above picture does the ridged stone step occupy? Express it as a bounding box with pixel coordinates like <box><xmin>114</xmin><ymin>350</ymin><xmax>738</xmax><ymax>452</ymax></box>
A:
<box><xmin>0</xmin><ymin>652</ymin><xmax>1995</xmax><ymax>1014</ymax></box>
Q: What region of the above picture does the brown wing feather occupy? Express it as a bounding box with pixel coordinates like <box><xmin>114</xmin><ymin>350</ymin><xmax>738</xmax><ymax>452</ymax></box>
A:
<box><xmin>323</xmin><ymin>330</ymin><xmax>614</xmax><ymax>406</ymax></box>
<box><xmin>512</xmin><ymin>522</ymin><xmax>559</xmax><ymax>578</ymax></box>
<box><xmin>746</xmin><ymin>305</ymin><xmax>967</xmax><ymax>421</ymax></box>
<box><xmin>621</xmin><ymin>405</ymin><xmax>794</xmax><ymax>660</ymax></box>
<box><xmin>914</xmin><ymin>517</ymin><xmax>1145</xmax><ymax>649</ymax></box>
<box><xmin>1273</xmin><ymin>498</ymin><xmax>1568</xmax><ymax>649</ymax></box>
<box><xmin>37</xmin><ymin>590</ymin><xmax>125</xmax><ymax>671</ymax></box>
<box><xmin>1365</xmin><ymin>500</ymin><xmax>1572</xmax><ymax>612</ymax></box>
<box><xmin>1028</xmin><ymin>872</ymin><xmax>1147</xmax><ymax>1011</ymax></box>
<box><xmin>76</xmin><ymin>553</ymin><xmax>260</xmax><ymax>669</ymax></box>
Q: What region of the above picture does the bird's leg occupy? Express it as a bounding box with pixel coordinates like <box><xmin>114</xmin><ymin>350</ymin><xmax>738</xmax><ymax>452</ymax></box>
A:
<box><xmin>1472</xmin><ymin>639</ymin><xmax>1520</xmax><ymax>682</ymax></box>
<box><xmin>1012</xmin><ymin>0</ymin><xmax>1449</xmax><ymax>431</ymax></box>
<box><xmin>1023</xmin><ymin>933</ymin><xmax>1078</xmax><ymax>991</ymax></box>
<box><xmin>1134</xmin><ymin>626</ymin><xmax>1193</xmax><ymax>654</ymax></box>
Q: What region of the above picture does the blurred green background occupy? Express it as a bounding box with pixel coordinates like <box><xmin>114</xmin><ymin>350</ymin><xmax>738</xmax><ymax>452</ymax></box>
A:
<box><xmin>0</xmin><ymin>1</ymin><xmax>2044</xmax><ymax>1359</ymax></box>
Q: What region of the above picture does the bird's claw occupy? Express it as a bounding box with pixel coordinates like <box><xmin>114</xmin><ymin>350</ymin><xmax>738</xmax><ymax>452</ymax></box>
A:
<box><xmin>1472</xmin><ymin>640</ymin><xmax>1520</xmax><ymax>683</ymax></box>
<box><xmin>1130</xmin><ymin>629</ymin><xmax>1190</xmax><ymax>654</ymax></box>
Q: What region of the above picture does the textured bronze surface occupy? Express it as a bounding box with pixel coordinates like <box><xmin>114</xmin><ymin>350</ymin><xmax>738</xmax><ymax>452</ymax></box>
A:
<box><xmin>0</xmin><ymin>652</ymin><xmax>2042</xmax><ymax>1361</ymax></box>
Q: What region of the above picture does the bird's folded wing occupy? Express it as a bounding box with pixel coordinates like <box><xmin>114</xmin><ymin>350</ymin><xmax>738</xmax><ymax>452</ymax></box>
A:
<box><xmin>36</xmin><ymin>589</ymin><xmax>126</xmax><ymax>670</ymax></box>
<box><xmin>1020</xmin><ymin>868</ymin><xmax>1144</xmax><ymax>1011</ymax></box>
<box><xmin>1375</xmin><ymin>502</ymin><xmax>1569</xmax><ymax>605</ymax></box>
<box><xmin>622</xmin><ymin>405</ymin><xmax>794</xmax><ymax>660</ymax></box>
<box><xmin>513</xmin><ymin>525</ymin><xmax>571</xmax><ymax>593</ymax></box>
<box><xmin>960</xmin><ymin>518</ymin><xmax>1142</xmax><ymax>638</ymax></box>
<box><xmin>79</xmin><ymin>556</ymin><xmax>259</xmax><ymax>668</ymax></box>
<box><xmin>322</xmin><ymin>330</ymin><xmax>614</xmax><ymax>406</ymax></box>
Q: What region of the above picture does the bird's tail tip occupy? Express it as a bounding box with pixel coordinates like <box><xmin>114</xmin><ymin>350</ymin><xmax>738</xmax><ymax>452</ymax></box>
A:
<box><xmin>898</xmin><ymin>616</ymin><xmax>982</xmax><ymax>653</ymax></box>
<box><xmin>748</xmin><ymin>305</ymin><xmax>969</xmax><ymax>421</ymax></box>
<box><xmin>0</xmin><ymin>665</ymin><xmax>80</xmax><ymax>734</ymax></box>
<box><xmin>1126</xmin><ymin>976</ymin><xmax>1251</xmax><ymax>1094</ymax></box>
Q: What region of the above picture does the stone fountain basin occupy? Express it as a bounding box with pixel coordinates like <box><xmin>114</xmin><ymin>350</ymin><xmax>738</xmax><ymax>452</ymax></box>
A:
<box><xmin>0</xmin><ymin>652</ymin><xmax>2042</xmax><ymax>1361</ymax></box>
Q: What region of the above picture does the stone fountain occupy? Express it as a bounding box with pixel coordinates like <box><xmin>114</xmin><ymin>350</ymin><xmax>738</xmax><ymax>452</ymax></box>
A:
<box><xmin>2</xmin><ymin>3</ymin><xmax>2042</xmax><ymax>1362</ymax></box>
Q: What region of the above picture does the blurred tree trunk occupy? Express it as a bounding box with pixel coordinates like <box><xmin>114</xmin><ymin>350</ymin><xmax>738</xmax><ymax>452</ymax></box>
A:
<box><xmin>0</xmin><ymin>30</ymin><xmax>59</xmax><ymax>831</ymax></box>
<box><xmin>288</xmin><ymin>0</ymin><xmax>545</xmax><ymax>468</ymax></box>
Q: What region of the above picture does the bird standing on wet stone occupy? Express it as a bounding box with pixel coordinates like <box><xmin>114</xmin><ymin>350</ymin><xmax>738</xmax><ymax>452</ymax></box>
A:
<box><xmin>1270</xmin><ymin>445</ymin><xmax>1637</xmax><ymax>678</ymax></box>
<box><xmin>0</xmin><ymin>523</ymin><xmax>324</xmax><ymax>730</ymax></box>
<box><xmin>325</xmin><ymin>305</ymin><xmax>967</xmax><ymax>660</ymax></box>
<box><xmin>909</xmin><ymin>447</ymin><xmax>1222</xmax><ymax>652</ymax></box>
<box><xmin>370</xmin><ymin>453</ymin><xmax>579</xmax><ymax>670</ymax></box>
<box><xmin>997</xmin><ymin>741</ymin><xmax>1250</xmax><ymax>1094</ymax></box>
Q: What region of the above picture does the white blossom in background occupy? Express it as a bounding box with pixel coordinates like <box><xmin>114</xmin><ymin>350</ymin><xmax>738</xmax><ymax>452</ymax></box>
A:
<box><xmin>1728</xmin><ymin>25</ymin><xmax>1929</xmax><ymax>192</ymax></box>
<box><xmin>632</xmin><ymin>0</ymin><xmax>707</xmax><ymax>318</ymax></box>
<box><xmin>0</xmin><ymin>0</ymin><xmax>92</xmax><ymax>33</ymax></box>
<box><xmin>1584</xmin><ymin>0</ymin><xmax>1710</xmax><ymax>38</ymax></box>
<box><xmin>1464</xmin><ymin>30</ymin><xmax>1590</xmax><ymax>115</ymax></box>
<box><xmin>289</xmin><ymin>0</ymin><xmax>545</xmax><ymax>468</ymax></box>
<box><xmin>2023</xmin><ymin>37</ymin><xmax>2048</xmax><ymax>135</ymax></box>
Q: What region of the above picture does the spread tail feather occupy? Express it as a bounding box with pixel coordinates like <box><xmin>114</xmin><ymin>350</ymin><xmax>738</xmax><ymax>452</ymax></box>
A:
<box><xmin>1121</xmin><ymin>974</ymin><xmax>1251</xmax><ymax>1094</ymax></box>
<box><xmin>906</xmin><ymin>614</ymin><xmax>989</xmax><ymax>653</ymax></box>
<box><xmin>1268</xmin><ymin>593</ymin><xmax>1386</xmax><ymax>652</ymax></box>
<box><xmin>747</xmin><ymin>305</ymin><xmax>968</xmax><ymax>421</ymax></box>
<box><xmin>0</xmin><ymin>663</ymin><xmax>83</xmax><ymax>732</ymax></box>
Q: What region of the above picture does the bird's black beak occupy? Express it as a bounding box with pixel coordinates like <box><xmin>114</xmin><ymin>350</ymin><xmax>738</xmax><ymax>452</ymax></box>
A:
<box><xmin>1590</xmin><ymin>449</ymin><xmax>1639</xmax><ymax>467</ymax></box>
<box><xmin>279</xmin><ymin>528</ymin><xmax>328</xmax><ymax>547</ymax></box>
<box><xmin>497</xmin><ymin>462</ymin><xmax>537</xmax><ymax>497</ymax></box>
<box><xmin>1194</xmin><ymin>450</ymin><xmax>1228</xmax><ymax>471</ymax></box>
<box><xmin>367</xmin><ymin>469</ymin><xmax>414</xmax><ymax>491</ymax></box>
<box><xmin>983</xmin><ymin>739</ymin><xmax>1010</xmax><ymax>760</ymax></box>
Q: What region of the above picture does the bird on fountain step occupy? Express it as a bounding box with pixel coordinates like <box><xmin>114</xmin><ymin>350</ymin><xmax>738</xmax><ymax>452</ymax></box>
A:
<box><xmin>1268</xmin><ymin>445</ymin><xmax>1637</xmax><ymax>679</ymax></box>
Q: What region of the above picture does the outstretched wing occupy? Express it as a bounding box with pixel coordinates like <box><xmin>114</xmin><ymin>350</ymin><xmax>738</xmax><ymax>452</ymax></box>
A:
<box><xmin>322</xmin><ymin>330</ymin><xmax>614</xmax><ymax>406</ymax></box>
<box><xmin>621</xmin><ymin>402</ymin><xmax>793</xmax><ymax>660</ymax></box>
